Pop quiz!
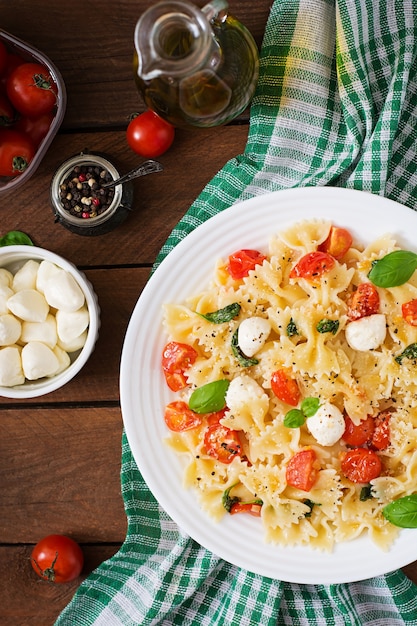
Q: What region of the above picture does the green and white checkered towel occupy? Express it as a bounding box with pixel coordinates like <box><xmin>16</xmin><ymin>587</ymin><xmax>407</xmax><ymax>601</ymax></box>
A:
<box><xmin>56</xmin><ymin>1</ymin><xmax>417</xmax><ymax>624</ymax></box>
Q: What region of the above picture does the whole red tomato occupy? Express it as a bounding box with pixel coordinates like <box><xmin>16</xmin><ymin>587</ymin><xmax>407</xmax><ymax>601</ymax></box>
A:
<box><xmin>0</xmin><ymin>129</ymin><xmax>35</xmax><ymax>176</ymax></box>
<box><xmin>6</xmin><ymin>62</ymin><xmax>57</xmax><ymax>118</ymax></box>
<box><xmin>31</xmin><ymin>534</ymin><xmax>84</xmax><ymax>583</ymax></box>
<box><xmin>15</xmin><ymin>110</ymin><xmax>55</xmax><ymax>147</ymax></box>
<box><xmin>0</xmin><ymin>52</ymin><xmax>25</xmax><ymax>90</ymax></box>
<box><xmin>0</xmin><ymin>92</ymin><xmax>15</xmax><ymax>126</ymax></box>
<box><xmin>126</xmin><ymin>110</ymin><xmax>175</xmax><ymax>158</ymax></box>
<box><xmin>0</xmin><ymin>40</ymin><xmax>7</xmax><ymax>77</ymax></box>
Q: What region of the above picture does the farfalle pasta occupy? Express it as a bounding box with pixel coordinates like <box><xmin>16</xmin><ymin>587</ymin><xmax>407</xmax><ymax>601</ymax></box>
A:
<box><xmin>162</xmin><ymin>219</ymin><xmax>417</xmax><ymax>551</ymax></box>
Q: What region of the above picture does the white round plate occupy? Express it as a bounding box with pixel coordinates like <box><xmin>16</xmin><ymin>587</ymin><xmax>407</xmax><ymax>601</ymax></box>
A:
<box><xmin>120</xmin><ymin>187</ymin><xmax>417</xmax><ymax>584</ymax></box>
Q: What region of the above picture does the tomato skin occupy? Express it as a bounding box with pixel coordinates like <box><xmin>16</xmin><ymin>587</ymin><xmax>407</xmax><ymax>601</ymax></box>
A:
<box><xmin>347</xmin><ymin>283</ymin><xmax>379</xmax><ymax>321</ymax></box>
<box><xmin>164</xmin><ymin>400</ymin><xmax>202</xmax><ymax>432</ymax></box>
<box><xmin>342</xmin><ymin>415</ymin><xmax>375</xmax><ymax>447</ymax></box>
<box><xmin>319</xmin><ymin>226</ymin><xmax>353</xmax><ymax>259</ymax></box>
<box><xmin>0</xmin><ymin>129</ymin><xmax>35</xmax><ymax>176</ymax></box>
<box><xmin>230</xmin><ymin>502</ymin><xmax>262</xmax><ymax>516</ymax></box>
<box><xmin>341</xmin><ymin>448</ymin><xmax>382</xmax><ymax>483</ymax></box>
<box><xmin>15</xmin><ymin>111</ymin><xmax>54</xmax><ymax>147</ymax></box>
<box><xmin>162</xmin><ymin>341</ymin><xmax>198</xmax><ymax>391</ymax></box>
<box><xmin>371</xmin><ymin>411</ymin><xmax>391</xmax><ymax>451</ymax></box>
<box><xmin>227</xmin><ymin>249</ymin><xmax>267</xmax><ymax>280</ymax></box>
<box><xmin>6</xmin><ymin>62</ymin><xmax>57</xmax><ymax>117</ymax></box>
<box><xmin>286</xmin><ymin>448</ymin><xmax>319</xmax><ymax>492</ymax></box>
<box><xmin>289</xmin><ymin>251</ymin><xmax>335</xmax><ymax>281</ymax></box>
<box><xmin>203</xmin><ymin>423</ymin><xmax>241</xmax><ymax>463</ymax></box>
<box><xmin>126</xmin><ymin>110</ymin><xmax>175</xmax><ymax>158</ymax></box>
<box><xmin>0</xmin><ymin>52</ymin><xmax>25</xmax><ymax>90</ymax></box>
<box><xmin>402</xmin><ymin>299</ymin><xmax>417</xmax><ymax>327</ymax></box>
<box><xmin>31</xmin><ymin>535</ymin><xmax>83</xmax><ymax>583</ymax></box>
<box><xmin>0</xmin><ymin>92</ymin><xmax>15</xmax><ymax>126</ymax></box>
<box><xmin>271</xmin><ymin>369</ymin><xmax>300</xmax><ymax>406</ymax></box>
<box><xmin>0</xmin><ymin>41</ymin><xmax>7</xmax><ymax>78</ymax></box>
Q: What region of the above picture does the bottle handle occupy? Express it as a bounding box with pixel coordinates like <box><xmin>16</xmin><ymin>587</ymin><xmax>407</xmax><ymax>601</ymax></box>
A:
<box><xmin>201</xmin><ymin>0</ymin><xmax>228</xmax><ymax>21</ymax></box>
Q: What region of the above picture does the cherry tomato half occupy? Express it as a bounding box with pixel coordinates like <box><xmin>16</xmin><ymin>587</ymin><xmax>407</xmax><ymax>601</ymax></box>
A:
<box><xmin>371</xmin><ymin>411</ymin><xmax>391</xmax><ymax>451</ymax></box>
<box><xmin>126</xmin><ymin>110</ymin><xmax>175</xmax><ymax>158</ymax></box>
<box><xmin>286</xmin><ymin>448</ymin><xmax>319</xmax><ymax>492</ymax></box>
<box><xmin>319</xmin><ymin>226</ymin><xmax>353</xmax><ymax>260</ymax></box>
<box><xmin>271</xmin><ymin>369</ymin><xmax>300</xmax><ymax>407</ymax></box>
<box><xmin>203</xmin><ymin>423</ymin><xmax>241</xmax><ymax>463</ymax></box>
<box><xmin>0</xmin><ymin>128</ymin><xmax>35</xmax><ymax>176</ymax></box>
<box><xmin>31</xmin><ymin>534</ymin><xmax>84</xmax><ymax>583</ymax></box>
<box><xmin>347</xmin><ymin>282</ymin><xmax>379</xmax><ymax>321</ymax></box>
<box><xmin>162</xmin><ymin>341</ymin><xmax>198</xmax><ymax>391</ymax></box>
<box><xmin>230</xmin><ymin>502</ymin><xmax>262</xmax><ymax>516</ymax></box>
<box><xmin>402</xmin><ymin>299</ymin><xmax>417</xmax><ymax>327</ymax></box>
<box><xmin>227</xmin><ymin>249</ymin><xmax>267</xmax><ymax>280</ymax></box>
<box><xmin>164</xmin><ymin>400</ymin><xmax>202</xmax><ymax>432</ymax></box>
<box><xmin>289</xmin><ymin>251</ymin><xmax>335</xmax><ymax>281</ymax></box>
<box><xmin>7</xmin><ymin>62</ymin><xmax>58</xmax><ymax>117</ymax></box>
<box><xmin>342</xmin><ymin>415</ymin><xmax>375</xmax><ymax>447</ymax></box>
<box><xmin>341</xmin><ymin>448</ymin><xmax>382</xmax><ymax>483</ymax></box>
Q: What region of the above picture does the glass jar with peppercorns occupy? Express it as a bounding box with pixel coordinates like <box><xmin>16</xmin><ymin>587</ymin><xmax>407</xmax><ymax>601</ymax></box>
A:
<box><xmin>50</xmin><ymin>152</ymin><xmax>134</xmax><ymax>236</ymax></box>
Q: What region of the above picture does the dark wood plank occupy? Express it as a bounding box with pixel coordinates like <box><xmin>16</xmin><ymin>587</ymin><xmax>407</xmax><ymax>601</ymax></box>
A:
<box><xmin>2</xmin><ymin>1</ymin><xmax>271</xmax><ymax>130</ymax></box>
<box><xmin>0</xmin><ymin>126</ymin><xmax>249</xmax><ymax>266</ymax></box>
<box><xmin>1</xmin><ymin>544</ymin><xmax>121</xmax><ymax>626</ymax></box>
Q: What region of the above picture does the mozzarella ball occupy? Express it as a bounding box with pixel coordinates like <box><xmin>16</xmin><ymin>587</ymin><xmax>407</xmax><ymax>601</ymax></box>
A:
<box><xmin>0</xmin><ymin>285</ymin><xmax>14</xmax><ymax>314</ymax></box>
<box><xmin>0</xmin><ymin>268</ymin><xmax>13</xmax><ymax>287</ymax></box>
<box><xmin>345</xmin><ymin>314</ymin><xmax>386</xmax><ymax>351</ymax></box>
<box><xmin>20</xmin><ymin>314</ymin><xmax>58</xmax><ymax>348</ymax></box>
<box><xmin>0</xmin><ymin>314</ymin><xmax>22</xmax><ymax>346</ymax></box>
<box><xmin>226</xmin><ymin>374</ymin><xmax>268</xmax><ymax>413</ymax></box>
<box><xmin>12</xmin><ymin>260</ymin><xmax>40</xmax><ymax>291</ymax></box>
<box><xmin>307</xmin><ymin>401</ymin><xmax>345</xmax><ymax>446</ymax></box>
<box><xmin>52</xmin><ymin>345</ymin><xmax>72</xmax><ymax>374</ymax></box>
<box><xmin>0</xmin><ymin>345</ymin><xmax>24</xmax><ymax>386</ymax></box>
<box><xmin>43</xmin><ymin>270</ymin><xmax>85</xmax><ymax>312</ymax></box>
<box><xmin>36</xmin><ymin>260</ymin><xmax>62</xmax><ymax>294</ymax></box>
<box><xmin>57</xmin><ymin>329</ymin><xmax>88</xmax><ymax>353</ymax></box>
<box><xmin>237</xmin><ymin>316</ymin><xmax>271</xmax><ymax>357</ymax></box>
<box><xmin>7</xmin><ymin>289</ymin><xmax>49</xmax><ymax>322</ymax></box>
<box><xmin>56</xmin><ymin>306</ymin><xmax>89</xmax><ymax>343</ymax></box>
<box><xmin>21</xmin><ymin>341</ymin><xmax>60</xmax><ymax>380</ymax></box>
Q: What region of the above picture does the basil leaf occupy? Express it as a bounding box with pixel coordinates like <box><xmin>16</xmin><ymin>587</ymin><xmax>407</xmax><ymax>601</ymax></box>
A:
<box><xmin>301</xmin><ymin>397</ymin><xmax>320</xmax><ymax>417</ymax></box>
<box><xmin>303</xmin><ymin>499</ymin><xmax>320</xmax><ymax>517</ymax></box>
<box><xmin>395</xmin><ymin>343</ymin><xmax>417</xmax><ymax>364</ymax></box>
<box><xmin>316</xmin><ymin>318</ymin><xmax>339</xmax><ymax>334</ymax></box>
<box><xmin>368</xmin><ymin>250</ymin><xmax>417</xmax><ymax>287</ymax></box>
<box><xmin>189</xmin><ymin>379</ymin><xmax>230</xmax><ymax>414</ymax></box>
<box><xmin>231</xmin><ymin>328</ymin><xmax>259</xmax><ymax>367</ymax></box>
<box><xmin>198</xmin><ymin>302</ymin><xmax>241</xmax><ymax>324</ymax></box>
<box><xmin>0</xmin><ymin>231</ymin><xmax>34</xmax><ymax>247</ymax></box>
<box><xmin>286</xmin><ymin>318</ymin><xmax>299</xmax><ymax>337</ymax></box>
<box><xmin>284</xmin><ymin>408</ymin><xmax>305</xmax><ymax>428</ymax></box>
<box><xmin>382</xmin><ymin>494</ymin><xmax>417</xmax><ymax>528</ymax></box>
<box><xmin>360</xmin><ymin>484</ymin><xmax>373</xmax><ymax>501</ymax></box>
<box><xmin>222</xmin><ymin>482</ymin><xmax>240</xmax><ymax>512</ymax></box>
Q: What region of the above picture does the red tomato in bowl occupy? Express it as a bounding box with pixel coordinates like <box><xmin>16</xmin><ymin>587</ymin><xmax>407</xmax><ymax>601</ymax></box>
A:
<box><xmin>31</xmin><ymin>534</ymin><xmax>84</xmax><ymax>583</ymax></box>
<box><xmin>0</xmin><ymin>92</ymin><xmax>15</xmax><ymax>126</ymax></box>
<box><xmin>0</xmin><ymin>129</ymin><xmax>35</xmax><ymax>176</ymax></box>
<box><xmin>15</xmin><ymin>110</ymin><xmax>55</xmax><ymax>147</ymax></box>
<box><xmin>0</xmin><ymin>40</ymin><xmax>7</xmax><ymax>77</ymax></box>
<box><xmin>126</xmin><ymin>110</ymin><xmax>175</xmax><ymax>158</ymax></box>
<box><xmin>7</xmin><ymin>62</ymin><xmax>58</xmax><ymax>117</ymax></box>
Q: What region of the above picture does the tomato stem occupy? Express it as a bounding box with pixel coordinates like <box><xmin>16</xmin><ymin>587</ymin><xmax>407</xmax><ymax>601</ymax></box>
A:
<box><xmin>31</xmin><ymin>551</ymin><xmax>58</xmax><ymax>582</ymax></box>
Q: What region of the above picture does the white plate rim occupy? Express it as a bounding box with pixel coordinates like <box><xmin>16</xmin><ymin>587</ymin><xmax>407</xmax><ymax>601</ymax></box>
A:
<box><xmin>120</xmin><ymin>187</ymin><xmax>417</xmax><ymax>584</ymax></box>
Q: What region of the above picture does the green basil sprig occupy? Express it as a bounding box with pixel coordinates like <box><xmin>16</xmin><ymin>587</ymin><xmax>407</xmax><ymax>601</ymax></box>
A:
<box><xmin>0</xmin><ymin>231</ymin><xmax>34</xmax><ymax>247</ymax></box>
<box><xmin>368</xmin><ymin>251</ymin><xmax>417</xmax><ymax>287</ymax></box>
<box><xmin>316</xmin><ymin>318</ymin><xmax>339</xmax><ymax>334</ymax></box>
<box><xmin>198</xmin><ymin>302</ymin><xmax>241</xmax><ymax>324</ymax></box>
<box><xmin>382</xmin><ymin>494</ymin><xmax>417</xmax><ymax>528</ymax></box>
<box><xmin>189</xmin><ymin>379</ymin><xmax>230</xmax><ymax>414</ymax></box>
<box><xmin>283</xmin><ymin>397</ymin><xmax>320</xmax><ymax>428</ymax></box>
<box><xmin>231</xmin><ymin>328</ymin><xmax>259</xmax><ymax>367</ymax></box>
<box><xmin>286</xmin><ymin>318</ymin><xmax>299</xmax><ymax>337</ymax></box>
<box><xmin>395</xmin><ymin>343</ymin><xmax>417</xmax><ymax>364</ymax></box>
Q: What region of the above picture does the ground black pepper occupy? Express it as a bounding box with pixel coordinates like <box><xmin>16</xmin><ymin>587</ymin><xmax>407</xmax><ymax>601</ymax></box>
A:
<box><xmin>59</xmin><ymin>164</ymin><xmax>115</xmax><ymax>219</ymax></box>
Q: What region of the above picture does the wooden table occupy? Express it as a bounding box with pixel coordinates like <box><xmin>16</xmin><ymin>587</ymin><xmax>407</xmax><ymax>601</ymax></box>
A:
<box><xmin>1</xmin><ymin>2</ymin><xmax>416</xmax><ymax>624</ymax></box>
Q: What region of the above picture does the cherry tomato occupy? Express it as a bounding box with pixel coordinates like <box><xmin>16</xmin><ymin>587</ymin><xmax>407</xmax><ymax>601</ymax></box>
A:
<box><xmin>126</xmin><ymin>110</ymin><xmax>175</xmax><ymax>158</ymax></box>
<box><xmin>347</xmin><ymin>282</ymin><xmax>379</xmax><ymax>321</ymax></box>
<box><xmin>15</xmin><ymin>110</ymin><xmax>54</xmax><ymax>147</ymax></box>
<box><xmin>0</xmin><ymin>128</ymin><xmax>35</xmax><ymax>176</ymax></box>
<box><xmin>342</xmin><ymin>415</ymin><xmax>375</xmax><ymax>447</ymax></box>
<box><xmin>402</xmin><ymin>299</ymin><xmax>417</xmax><ymax>327</ymax></box>
<box><xmin>0</xmin><ymin>41</ymin><xmax>7</xmax><ymax>78</ymax></box>
<box><xmin>271</xmin><ymin>369</ymin><xmax>300</xmax><ymax>406</ymax></box>
<box><xmin>203</xmin><ymin>423</ymin><xmax>241</xmax><ymax>463</ymax></box>
<box><xmin>319</xmin><ymin>226</ymin><xmax>353</xmax><ymax>259</ymax></box>
<box><xmin>227</xmin><ymin>249</ymin><xmax>267</xmax><ymax>280</ymax></box>
<box><xmin>371</xmin><ymin>411</ymin><xmax>391</xmax><ymax>451</ymax></box>
<box><xmin>164</xmin><ymin>400</ymin><xmax>202</xmax><ymax>432</ymax></box>
<box><xmin>162</xmin><ymin>341</ymin><xmax>198</xmax><ymax>391</ymax></box>
<box><xmin>0</xmin><ymin>92</ymin><xmax>15</xmax><ymax>126</ymax></box>
<box><xmin>289</xmin><ymin>251</ymin><xmax>335</xmax><ymax>281</ymax></box>
<box><xmin>341</xmin><ymin>448</ymin><xmax>382</xmax><ymax>483</ymax></box>
<box><xmin>6</xmin><ymin>62</ymin><xmax>57</xmax><ymax>117</ymax></box>
<box><xmin>230</xmin><ymin>502</ymin><xmax>262</xmax><ymax>516</ymax></box>
<box><xmin>0</xmin><ymin>52</ymin><xmax>25</xmax><ymax>90</ymax></box>
<box><xmin>286</xmin><ymin>448</ymin><xmax>319</xmax><ymax>492</ymax></box>
<box><xmin>31</xmin><ymin>534</ymin><xmax>84</xmax><ymax>583</ymax></box>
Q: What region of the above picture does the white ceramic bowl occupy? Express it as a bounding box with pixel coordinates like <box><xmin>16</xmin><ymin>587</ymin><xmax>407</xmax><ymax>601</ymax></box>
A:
<box><xmin>0</xmin><ymin>245</ymin><xmax>100</xmax><ymax>398</ymax></box>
